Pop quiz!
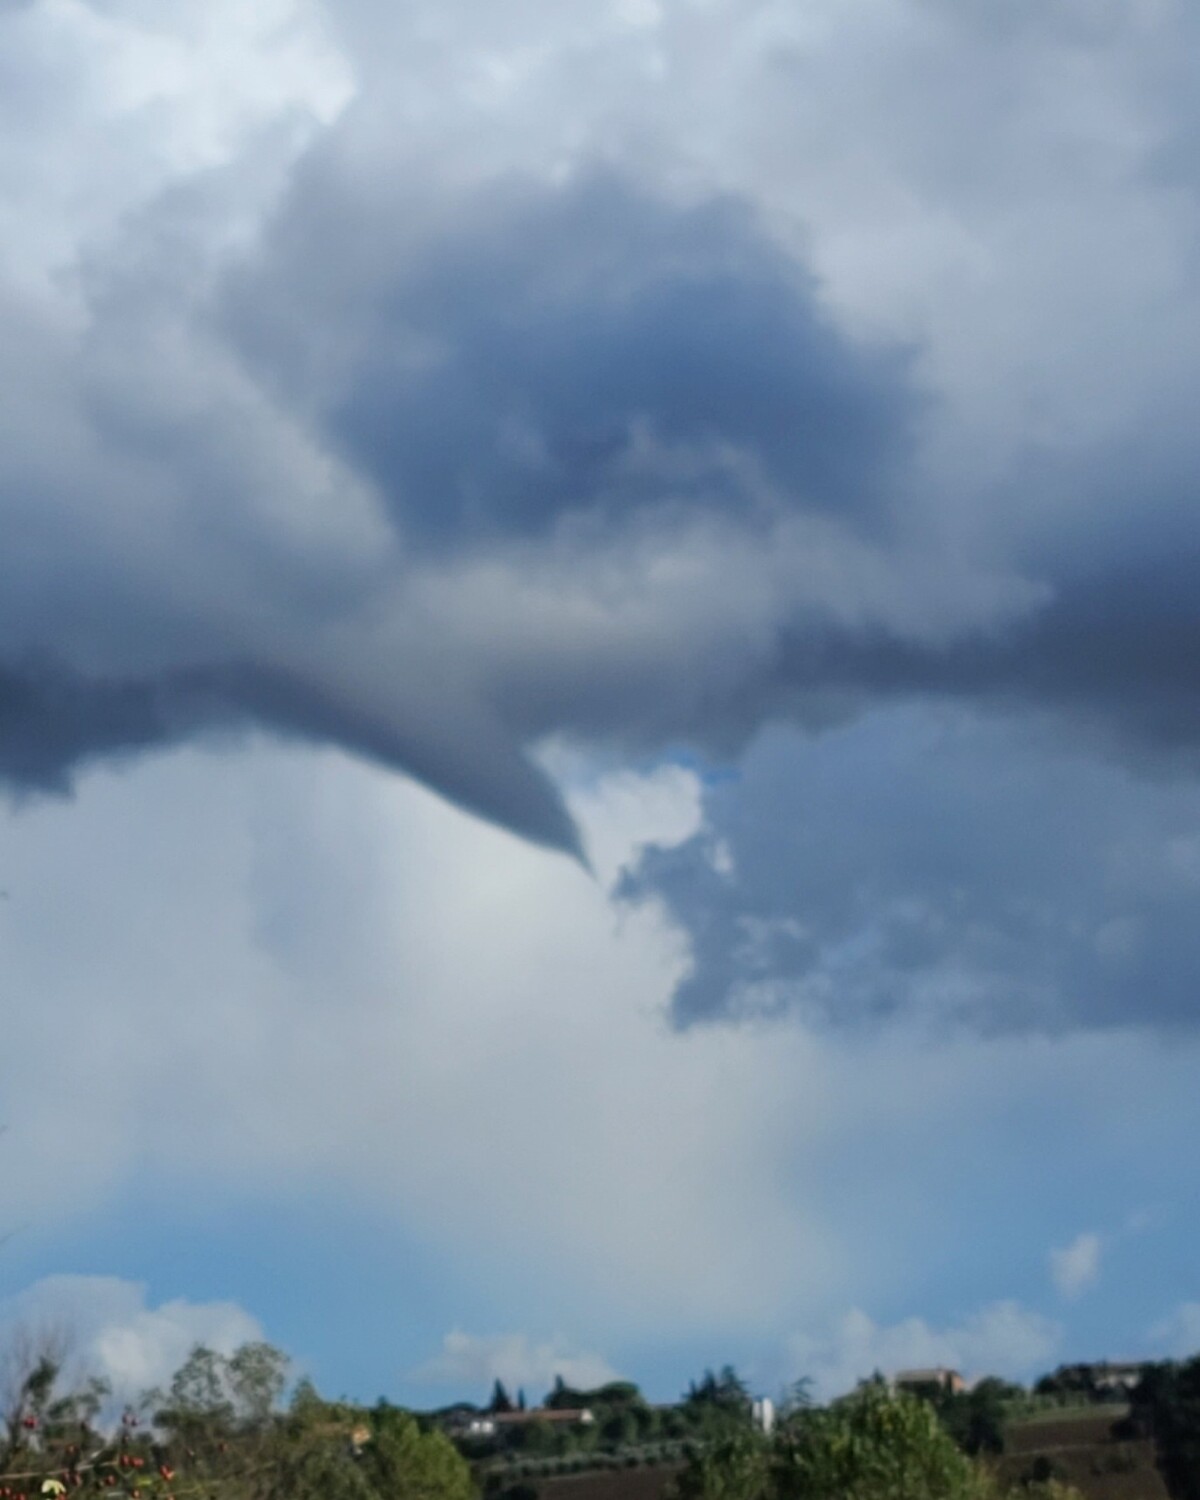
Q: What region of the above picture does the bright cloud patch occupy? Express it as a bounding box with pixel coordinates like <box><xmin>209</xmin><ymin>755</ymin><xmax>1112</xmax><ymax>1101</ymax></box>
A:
<box><xmin>6</xmin><ymin>735</ymin><xmax>1199</xmax><ymax>1395</ymax></box>
<box><xmin>412</xmin><ymin>1332</ymin><xmax>619</xmax><ymax>1399</ymax></box>
<box><xmin>0</xmin><ymin>1276</ymin><xmax>263</xmax><ymax>1401</ymax></box>
<box><xmin>788</xmin><ymin>1303</ymin><xmax>1062</xmax><ymax>1401</ymax></box>
<box><xmin>1050</xmin><ymin>1233</ymin><xmax>1103</xmax><ymax>1302</ymax></box>
<box><xmin>0</xmin><ymin>742</ymin><xmax>838</xmax><ymax>1334</ymax></box>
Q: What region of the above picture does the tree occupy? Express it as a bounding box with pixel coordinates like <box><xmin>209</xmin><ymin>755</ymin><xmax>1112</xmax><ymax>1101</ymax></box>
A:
<box><xmin>0</xmin><ymin>1324</ymin><xmax>72</xmax><ymax>1463</ymax></box>
<box><xmin>359</xmin><ymin>1411</ymin><xmax>474</xmax><ymax>1500</ymax></box>
<box><xmin>590</xmin><ymin>1381</ymin><xmax>643</xmax><ymax>1407</ymax></box>
<box><xmin>601</xmin><ymin>1407</ymin><xmax>638</xmax><ymax>1446</ymax></box>
<box><xmin>672</xmin><ymin>1431</ymin><xmax>771</xmax><ymax>1500</ymax></box>
<box><xmin>687</xmin><ymin>1368</ymin><xmax>751</xmax><ymax>1412</ymax></box>
<box><xmin>261</xmin><ymin>1428</ymin><xmax>377</xmax><ymax>1500</ymax></box>
<box><xmin>161</xmin><ymin>1344</ymin><xmax>236</xmax><ymax>1435</ymax></box>
<box><xmin>933</xmin><ymin>1379</ymin><xmax>1010</xmax><ymax>1456</ymax></box>
<box><xmin>1127</xmin><ymin>1358</ymin><xmax>1200</xmax><ymax>1500</ymax></box>
<box><xmin>513</xmin><ymin>1417</ymin><xmax>558</xmax><ymax>1456</ymax></box>
<box><xmin>227</xmin><ymin>1341</ymin><xmax>289</xmax><ymax>1427</ymax></box>
<box><xmin>544</xmin><ymin>1374</ymin><xmax>574</xmax><ymax>1409</ymax></box>
<box><xmin>778</xmin><ymin>1380</ymin><xmax>814</xmax><ymax>1422</ymax></box>
<box><xmin>681</xmin><ymin>1367</ymin><xmax>754</xmax><ymax>1440</ymax></box>
<box><xmin>489</xmin><ymin>1379</ymin><xmax>514</xmax><ymax>1414</ymax></box>
<box><xmin>0</xmin><ymin>1333</ymin><xmax>477</xmax><ymax>1500</ymax></box>
<box><xmin>772</xmin><ymin>1385</ymin><xmax>982</xmax><ymax>1500</ymax></box>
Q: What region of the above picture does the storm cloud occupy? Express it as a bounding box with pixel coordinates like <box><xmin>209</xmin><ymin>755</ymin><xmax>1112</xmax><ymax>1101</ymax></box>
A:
<box><xmin>221</xmin><ymin>164</ymin><xmax>919</xmax><ymax>547</ymax></box>
<box><xmin>5</xmin><ymin>0</ymin><xmax>1200</xmax><ymax>1024</ymax></box>
<box><xmin>619</xmin><ymin>707</ymin><xmax>1200</xmax><ymax>1032</ymax></box>
<box><xmin>11</xmin><ymin>0</ymin><xmax>1200</xmax><ymax>1415</ymax></box>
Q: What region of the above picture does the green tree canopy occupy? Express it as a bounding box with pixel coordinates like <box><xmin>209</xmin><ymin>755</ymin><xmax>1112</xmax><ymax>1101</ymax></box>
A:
<box><xmin>360</xmin><ymin>1410</ymin><xmax>474</xmax><ymax>1500</ymax></box>
<box><xmin>774</xmin><ymin>1385</ymin><xmax>981</xmax><ymax>1500</ymax></box>
<box><xmin>673</xmin><ymin>1385</ymin><xmax>986</xmax><ymax>1500</ymax></box>
<box><xmin>1128</xmin><ymin>1357</ymin><xmax>1200</xmax><ymax>1500</ymax></box>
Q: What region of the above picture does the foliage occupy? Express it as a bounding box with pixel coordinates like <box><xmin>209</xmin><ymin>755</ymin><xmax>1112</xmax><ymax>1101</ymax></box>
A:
<box><xmin>670</xmin><ymin>1432</ymin><xmax>771</xmax><ymax>1500</ymax></box>
<box><xmin>932</xmin><ymin>1379</ymin><xmax>1013</xmax><ymax>1456</ymax></box>
<box><xmin>1126</xmin><ymin>1356</ymin><xmax>1200</xmax><ymax>1500</ymax></box>
<box><xmin>358</xmin><ymin>1410</ymin><xmax>474</xmax><ymax>1500</ymax></box>
<box><xmin>678</xmin><ymin>1369</ymin><xmax>755</xmax><ymax>1442</ymax></box>
<box><xmin>773</xmin><ymin>1385</ymin><xmax>983</xmax><ymax>1500</ymax></box>
<box><xmin>685</xmin><ymin>1369</ymin><xmax>752</xmax><ymax>1416</ymax></box>
<box><xmin>509</xmin><ymin>1420</ymin><xmax>557</xmax><ymax>1456</ymax></box>
<box><xmin>488</xmin><ymin>1382</ymin><xmax>514</xmax><ymax>1416</ymax></box>
<box><xmin>0</xmin><ymin>1338</ymin><xmax>473</xmax><ymax>1500</ymax></box>
<box><xmin>671</xmin><ymin>1385</ymin><xmax>990</xmax><ymax>1500</ymax></box>
<box><xmin>777</xmin><ymin>1381</ymin><xmax>813</xmax><ymax>1421</ymax></box>
<box><xmin>1033</xmin><ymin>1365</ymin><xmax>1138</xmax><ymax>1405</ymax></box>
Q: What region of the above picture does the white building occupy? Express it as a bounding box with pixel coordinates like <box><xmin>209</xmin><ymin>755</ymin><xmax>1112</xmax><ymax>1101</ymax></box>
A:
<box><xmin>752</xmin><ymin>1397</ymin><xmax>775</xmax><ymax>1434</ymax></box>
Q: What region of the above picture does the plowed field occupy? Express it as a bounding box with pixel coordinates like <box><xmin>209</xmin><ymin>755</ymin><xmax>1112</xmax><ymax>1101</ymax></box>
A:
<box><xmin>535</xmin><ymin>1464</ymin><xmax>682</xmax><ymax>1500</ymax></box>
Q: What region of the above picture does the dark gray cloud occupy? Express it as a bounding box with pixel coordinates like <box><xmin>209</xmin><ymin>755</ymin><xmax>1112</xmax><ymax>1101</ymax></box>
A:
<box><xmin>620</xmin><ymin>707</ymin><xmax>1200</xmax><ymax>1032</ymax></box>
<box><xmin>221</xmin><ymin>164</ymin><xmax>919</xmax><ymax>549</ymax></box>
<box><xmin>0</xmin><ymin>648</ymin><xmax>584</xmax><ymax>858</ymax></box>
<box><xmin>6</xmin><ymin>0</ymin><xmax>1200</xmax><ymax>1011</ymax></box>
<box><xmin>0</xmin><ymin>660</ymin><xmax>176</xmax><ymax>791</ymax></box>
<box><xmin>0</xmin><ymin>150</ymin><xmax>923</xmax><ymax>854</ymax></box>
<box><xmin>760</xmin><ymin>530</ymin><xmax>1200</xmax><ymax>773</ymax></box>
<box><xmin>6</xmin><ymin>142</ymin><xmax>1200</xmax><ymax>872</ymax></box>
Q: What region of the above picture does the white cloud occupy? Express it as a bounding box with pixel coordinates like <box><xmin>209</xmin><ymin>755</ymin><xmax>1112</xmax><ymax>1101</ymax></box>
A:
<box><xmin>0</xmin><ymin>1276</ymin><xmax>264</xmax><ymax>1402</ymax></box>
<box><xmin>1050</xmin><ymin>1232</ymin><xmax>1103</xmax><ymax>1301</ymax></box>
<box><xmin>4</xmin><ymin>739</ymin><xmax>1200</xmax><ymax>1363</ymax></box>
<box><xmin>0</xmin><ymin>0</ymin><xmax>353</xmax><ymax>295</ymax></box>
<box><xmin>412</xmin><ymin>1331</ymin><xmax>619</xmax><ymax>1399</ymax></box>
<box><xmin>535</xmin><ymin>742</ymin><xmax>705</xmax><ymax>886</ymax></box>
<box><xmin>0</xmin><ymin>742</ymin><xmax>840</xmax><ymax>1332</ymax></box>
<box><xmin>787</xmin><ymin>1302</ymin><xmax>1062</xmax><ymax>1402</ymax></box>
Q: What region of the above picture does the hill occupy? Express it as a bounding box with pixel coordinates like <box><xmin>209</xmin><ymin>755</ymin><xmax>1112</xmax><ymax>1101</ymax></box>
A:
<box><xmin>534</xmin><ymin>1465</ymin><xmax>682</xmax><ymax>1500</ymax></box>
<box><xmin>995</xmin><ymin>1406</ymin><xmax>1168</xmax><ymax>1500</ymax></box>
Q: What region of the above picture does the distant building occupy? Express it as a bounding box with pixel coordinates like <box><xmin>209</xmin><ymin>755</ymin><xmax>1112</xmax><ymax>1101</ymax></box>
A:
<box><xmin>892</xmin><ymin>1368</ymin><xmax>965</xmax><ymax>1397</ymax></box>
<box><xmin>443</xmin><ymin>1412</ymin><xmax>498</xmax><ymax>1438</ymax></box>
<box><xmin>490</xmin><ymin>1408</ymin><xmax>596</xmax><ymax>1428</ymax></box>
<box><xmin>751</xmin><ymin>1397</ymin><xmax>775</xmax><ymax>1435</ymax></box>
<box><xmin>1088</xmin><ymin>1362</ymin><xmax>1145</xmax><ymax>1394</ymax></box>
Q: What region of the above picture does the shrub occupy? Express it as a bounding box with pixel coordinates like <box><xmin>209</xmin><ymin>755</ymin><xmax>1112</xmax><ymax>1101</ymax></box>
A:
<box><xmin>1028</xmin><ymin>1455</ymin><xmax>1068</xmax><ymax>1485</ymax></box>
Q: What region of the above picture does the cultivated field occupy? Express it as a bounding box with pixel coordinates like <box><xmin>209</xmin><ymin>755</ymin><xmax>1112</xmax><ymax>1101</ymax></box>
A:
<box><xmin>534</xmin><ymin>1463</ymin><xmax>682</xmax><ymax>1500</ymax></box>
<box><xmin>996</xmin><ymin>1407</ymin><xmax>1168</xmax><ymax>1500</ymax></box>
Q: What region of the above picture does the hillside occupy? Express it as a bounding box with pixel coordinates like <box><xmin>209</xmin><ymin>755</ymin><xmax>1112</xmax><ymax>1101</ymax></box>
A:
<box><xmin>491</xmin><ymin>1406</ymin><xmax>1172</xmax><ymax>1500</ymax></box>
<box><xmin>995</xmin><ymin>1407</ymin><xmax>1168</xmax><ymax>1500</ymax></box>
<box><xmin>534</xmin><ymin>1465</ymin><xmax>682</xmax><ymax>1500</ymax></box>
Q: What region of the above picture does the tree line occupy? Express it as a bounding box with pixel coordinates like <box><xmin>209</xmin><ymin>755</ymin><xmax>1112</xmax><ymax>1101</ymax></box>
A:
<box><xmin>0</xmin><ymin>1339</ymin><xmax>471</xmax><ymax>1500</ymax></box>
<box><xmin>4</xmin><ymin>1332</ymin><xmax>1200</xmax><ymax>1500</ymax></box>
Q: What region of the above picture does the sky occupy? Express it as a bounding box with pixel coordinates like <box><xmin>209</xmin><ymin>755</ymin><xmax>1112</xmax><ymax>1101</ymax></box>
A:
<box><xmin>3</xmin><ymin>0</ymin><xmax>1200</xmax><ymax>1413</ymax></box>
